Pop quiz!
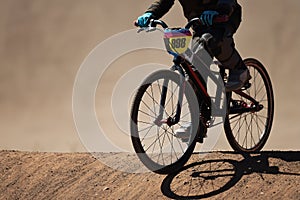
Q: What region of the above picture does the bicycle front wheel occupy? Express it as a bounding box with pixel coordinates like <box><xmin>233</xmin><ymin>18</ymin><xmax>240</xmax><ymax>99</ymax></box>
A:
<box><xmin>131</xmin><ymin>69</ymin><xmax>199</xmax><ymax>174</ymax></box>
<box><xmin>224</xmin><ymin>58</ymin><xmax>274</xmax><ymax>152</ymax></box>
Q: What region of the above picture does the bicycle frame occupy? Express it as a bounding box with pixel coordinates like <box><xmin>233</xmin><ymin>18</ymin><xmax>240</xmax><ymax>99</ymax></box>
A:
<box><xmin>146</xmin><ymin>18</ymin><xmax>264</xmax><ymax>129</ymax></box>
<box><xmin>154</xmin><ymin>54</ymin><xmax>264</xmax><ymax>129</ymax></box>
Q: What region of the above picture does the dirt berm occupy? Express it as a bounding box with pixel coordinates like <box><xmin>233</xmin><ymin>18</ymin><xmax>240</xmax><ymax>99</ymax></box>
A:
<box><xmin>0</xmin><ymin>150</ymin><xmax>299</xmax><ymax>199</ymax></box>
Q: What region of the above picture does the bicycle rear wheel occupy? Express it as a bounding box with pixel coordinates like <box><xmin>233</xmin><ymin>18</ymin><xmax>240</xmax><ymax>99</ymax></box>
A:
<box><xmin>131</xmin><ymin>69</ymin><xmax>199</xmax><ymax>174</ymax></box>
<box><xmin>224</xmin><ymin>58</ymin><xmax>274</xmax><ymax>152</ymax></box>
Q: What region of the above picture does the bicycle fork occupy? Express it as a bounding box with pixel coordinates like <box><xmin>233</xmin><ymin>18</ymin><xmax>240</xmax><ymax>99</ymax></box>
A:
<box><xmin>153</xmin><ymin>65</ymin><xmax>186</xmax><ymax>127</ymax></box>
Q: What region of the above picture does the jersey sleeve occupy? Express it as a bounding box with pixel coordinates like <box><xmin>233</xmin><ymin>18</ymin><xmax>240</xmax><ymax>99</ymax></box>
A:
<box><xmin>217</xmin><ymin>0</ymin><xmax>237</xmax><ymax>15</ymax></box>
<box><xmin>145</xmin><ymin>0</ymin><xmax>175</xmax><ymax>19</ymax></box>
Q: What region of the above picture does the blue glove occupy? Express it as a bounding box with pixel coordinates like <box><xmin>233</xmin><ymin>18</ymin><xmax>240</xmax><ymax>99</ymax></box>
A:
<box><xmin>200</xmin><ymin>11</ymin><xmax>219</xmax><ymax>26</ymax></box>
<box><xmin>137</xmin><ymin>12</ymin><xmax>153</xmax><ymax>27</ymax></box>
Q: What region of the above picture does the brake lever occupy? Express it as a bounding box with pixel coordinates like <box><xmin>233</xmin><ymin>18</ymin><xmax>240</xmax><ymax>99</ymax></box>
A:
<box><xmin>137</xmin><ymin>27</ymin><xmax>157</xmax><ymax>33</ymax></box>
<box><xmin>137</xmin><ymin>27</ymin><xmax>146</xmax><ymax>33</ymax></box>
<box><xmin>146</xmin><ymin>27</ymin><xmax>157</xmax><ymax>32</ymax></box>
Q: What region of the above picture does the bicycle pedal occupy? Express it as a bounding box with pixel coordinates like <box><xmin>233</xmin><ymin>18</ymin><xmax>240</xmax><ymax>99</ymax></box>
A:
<box><xmin>196</xmin><ymin>125</ymin><xmax>207</xmax><ymax>143</ymax></box>
<box><xmin>196</xmin><ymin>137</ymin><xmax>204</xmax><ymax>143</ymax></box>
<box><xmin>196</xmin><ymin>134</ymin><xmax>207</xmax><ymax>143</ymax></box>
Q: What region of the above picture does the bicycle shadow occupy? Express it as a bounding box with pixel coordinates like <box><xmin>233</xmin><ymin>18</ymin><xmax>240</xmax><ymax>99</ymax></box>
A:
<box><xmin>161</xmin><ymin>151</ymin><xmax>300</xmax><ymax>199</ymax></box>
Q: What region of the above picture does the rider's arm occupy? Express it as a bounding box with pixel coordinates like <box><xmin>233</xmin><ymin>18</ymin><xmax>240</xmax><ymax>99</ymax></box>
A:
<box><xmin>145</xmin><ymin>0</ymin><xmax>175</xmax><ymax>19</ymax></box>
<box><xmin>217</xmin><ymin>0</ymin><xmax>237</xmax><ymax>16</ymax></box>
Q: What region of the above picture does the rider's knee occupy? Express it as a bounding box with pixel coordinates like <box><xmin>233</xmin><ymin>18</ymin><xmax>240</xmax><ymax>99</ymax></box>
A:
<box><xmin>200</xmin><ymin>33</ymin><xmax>221</xmax><ymax>56</ymax></box>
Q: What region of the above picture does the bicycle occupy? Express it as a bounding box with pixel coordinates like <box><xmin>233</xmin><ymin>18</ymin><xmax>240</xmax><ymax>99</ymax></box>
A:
<box><xmin>130</xmin><ymin>17</ymin><xmax>274</xmax><ymax>174</ymax></box>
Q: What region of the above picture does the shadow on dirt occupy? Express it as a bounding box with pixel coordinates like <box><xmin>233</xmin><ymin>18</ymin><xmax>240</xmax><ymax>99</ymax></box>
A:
<box><xmin>161</xmin><ymin>151</ymin><xmax>300</xmax><ymax>199</ymax></box>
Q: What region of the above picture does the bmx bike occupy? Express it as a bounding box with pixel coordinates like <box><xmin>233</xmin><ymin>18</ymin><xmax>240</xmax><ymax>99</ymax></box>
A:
<box><xmin>130</xmin><ymin>17</ymin><xmax>274</xmax><ymax>174</ymax></box>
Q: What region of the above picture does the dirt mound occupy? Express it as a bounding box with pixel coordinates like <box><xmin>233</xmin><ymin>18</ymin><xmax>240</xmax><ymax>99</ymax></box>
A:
<box><xmin>0</xmin><ymin>151</ymin><xmax>299</xmax><ymax>199</ymax></box>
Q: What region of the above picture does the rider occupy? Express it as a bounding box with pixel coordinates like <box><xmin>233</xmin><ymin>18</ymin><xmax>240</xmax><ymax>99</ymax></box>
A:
<box><xmin>136</xmin><ymin>0</ymin><xmax>251</xmax><ymax>92</ymax></box>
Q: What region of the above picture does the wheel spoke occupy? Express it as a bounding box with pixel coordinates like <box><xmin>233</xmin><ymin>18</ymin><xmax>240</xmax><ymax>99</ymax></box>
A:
<box><xmin>224</xmin><ymin>60</ymin><xmax>274</xmax><ymax>152</ymax></box>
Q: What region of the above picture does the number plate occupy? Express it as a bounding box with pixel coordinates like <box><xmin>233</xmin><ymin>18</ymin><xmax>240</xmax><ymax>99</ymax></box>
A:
<box><xmin>164</xmin><ymin>29</ymin><xmax>192</xmax><ymax>55</ymax></box>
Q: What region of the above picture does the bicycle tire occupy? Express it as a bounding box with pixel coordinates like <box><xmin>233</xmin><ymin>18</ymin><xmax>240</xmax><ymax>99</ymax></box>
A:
<box><xmin>131</xmin><ymin>69</ymin><xmax>199</xmax><ymax>174</ymax></box>
<box><xmin>224</xmin><ymin>58</ymin><xmax>274</xmax><ymax>152</ymax></box>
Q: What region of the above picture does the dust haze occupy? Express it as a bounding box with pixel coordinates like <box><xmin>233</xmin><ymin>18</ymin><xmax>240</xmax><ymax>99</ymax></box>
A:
<box><xmin>0</xmin><ymin>0</ymin><xmax>299</xmax><ymax>152</ymax></box>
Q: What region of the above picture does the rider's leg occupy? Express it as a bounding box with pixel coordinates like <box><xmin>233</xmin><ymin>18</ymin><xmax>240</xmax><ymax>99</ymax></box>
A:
<box><xmin>198</xmin><ymin>28</ymin><xmax>251</xmax><ymax>92</ymax></box>
<box><xmin>215</xmin><ymin>36</ymin><xmax>251</xmax><ymax>92</ymax></box>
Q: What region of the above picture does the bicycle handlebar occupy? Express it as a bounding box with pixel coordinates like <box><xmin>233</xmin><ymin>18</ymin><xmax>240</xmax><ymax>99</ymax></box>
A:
<box><xmin>185</xmin><ymin>15</ymin><xmax>229</xmax><ymax>29</ymax></box>
<box><xmin>134</xmin><ymin>15</ymin><xmax>229</xmax><ymax>29</ymax></box>
<box><xmin>134</xmin><ymin>19</ymin><xmax>168</xmax><ymax>29</ymax></box>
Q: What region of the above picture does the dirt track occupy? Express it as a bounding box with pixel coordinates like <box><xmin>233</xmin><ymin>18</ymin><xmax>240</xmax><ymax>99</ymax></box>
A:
<box><xmin>0</xmin><ymin>150</ymin><xmax>299</xmax><ymax>199</ymax></box>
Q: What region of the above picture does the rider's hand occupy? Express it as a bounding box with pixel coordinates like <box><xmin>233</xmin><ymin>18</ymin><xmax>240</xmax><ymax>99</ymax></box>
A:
<box><xmin>136</xmin><ymin>12</ymin><xmax>153</xmax><ymax>27</ymax></box>
<box><xmin>200</xmin><ymin>10</ymin><xmax>219</xmax><ymax>26</ymax></box>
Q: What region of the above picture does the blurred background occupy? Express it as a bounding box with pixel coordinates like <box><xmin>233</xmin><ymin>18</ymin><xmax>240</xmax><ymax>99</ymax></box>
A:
<box><xmin>0</xmin><ymin>0</ymin><xmax>299</xmax><ymax>152</ymax></box>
